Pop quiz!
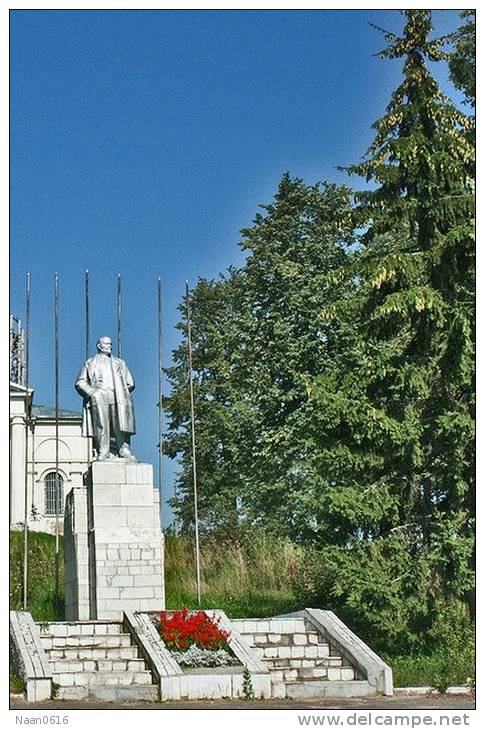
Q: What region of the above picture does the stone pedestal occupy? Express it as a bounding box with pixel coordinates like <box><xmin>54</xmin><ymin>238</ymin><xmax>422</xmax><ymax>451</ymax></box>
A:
<box><xmin>64</xmin><ymin>461</ymin><xmax>165</xmax><ymax>621</ymax></box>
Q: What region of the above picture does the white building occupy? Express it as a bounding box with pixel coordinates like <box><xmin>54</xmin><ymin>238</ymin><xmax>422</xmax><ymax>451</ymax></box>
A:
<box><xmin>10</xmin><ymin>381</ymin><xmax>91</xmax><ymax>533</ymax></box>
<box><xmin>10</xmin><ymin>319</ymin><xmax>91</xmax><ymax>532</ymax></box>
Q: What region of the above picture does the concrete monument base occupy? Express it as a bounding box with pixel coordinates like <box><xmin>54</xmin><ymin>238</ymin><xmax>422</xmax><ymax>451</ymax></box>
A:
<box><xmin>65</xmin><ymin>461</ymin><xmax>165</xmax><ymax>621</ymax></box>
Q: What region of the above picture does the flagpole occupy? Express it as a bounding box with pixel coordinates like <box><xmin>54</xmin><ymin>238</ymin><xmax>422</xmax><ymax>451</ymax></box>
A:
<box><xmin>117</xmin><ymin>274</ymin><xmax>122</xmax><ymax>358</ymax></box>
<box><xmin>85</xmin><ymin>270</ymin><xmax>91</xmax><ymax>466</ymax></box>
<box><xmin>157</xmin><ymin>278</ymin><xmax>164</xmax><ymax>529</ymax></box>
<box><xmin>22</xmin><ymin>273</ymin><xmax>31</xmax><ymax>610</ymax></box>
<box><xmin>54</xmin><ymin>273</ymin><xmax>61</xmax><ymax>617</ymax></box>
<box><xmin>185</xmin><ymin>281</ymin><xmax>201</xmax><ymax>605</ymax></box>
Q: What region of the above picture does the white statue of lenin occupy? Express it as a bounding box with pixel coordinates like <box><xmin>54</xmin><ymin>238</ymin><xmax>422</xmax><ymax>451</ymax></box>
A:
<box><xmin>76</xmin><ymin>336</ymin><xmax>136</xmax><ymax>461</ymax></box>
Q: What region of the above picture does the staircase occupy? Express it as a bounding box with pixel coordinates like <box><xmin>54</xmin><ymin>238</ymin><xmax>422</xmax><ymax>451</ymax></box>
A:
<box><xmin>233</xmin><ymin>617</ymin><xmax>373</xmax><ymax>699</ymax></box>
<box><xmin>37</xmin><ymin>621</ymin><xmax>158</xmax><ymax>701</ymax></box>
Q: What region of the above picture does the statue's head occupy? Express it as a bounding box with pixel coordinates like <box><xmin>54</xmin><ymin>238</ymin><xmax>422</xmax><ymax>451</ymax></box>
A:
<box><xmin>96</xmin><ymin>337</ymin><xmax>113</xmax><ymax>356</ymax></box>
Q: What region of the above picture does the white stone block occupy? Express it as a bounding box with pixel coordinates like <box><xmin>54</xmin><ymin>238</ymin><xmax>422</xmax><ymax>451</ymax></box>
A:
<box><xmin>91</xmin><ymin>461</ymin><xmax>126</xmax><ymax>484</ymax></box>
<box><xmin>290</xmin><ymin>659</ymin><xmax>302</xmax><ymax>668</ymax></box>
<box><xmin>308</xmin><ymin>633</ymin><xmax>319</xmax><ymax>644</ymax></box>
<box><xmin>97</xmin><ymin>587</ymin><xmax>120</xmax><ymax>599</ymax></box>
<box><xmin>327</xmin><ymin>668</ymin><xmax>341</xmax><ymax>681</ymax></box>
<box><xmin>112</xmin><ymin>575</ymin><xmax>134</xmax><ymax>587</ymax></box>
<box><xmin>253</xmin><ymin>633</ymin><xmax>267</xmax><ymax>644</ymax></box>
<box><xmin>243</xmin><ymin>620</ymin><xmax>258</xmax><ymax>633</ymax></box>
<box><xmin>284</xmin><ymin>669</ymin><xmax>298</xmax><ymax>681</ymax></box>
<box><xmin>269</xmin><ymin>670</ymin><xmax>284</xmax><ymax>681</ymax></box>
<box><xmin>293</xmin><ymin>633</ymin><xmax>307</xmax><ymax>645</ymax></box>
<box><xmin>128</xmin><ymin>507</ymin><xmax>155</xmax><ymax>528</ymax></box>
<box><xmin>305</xmin><ymin>646</ymin><xmax>317</xmax><ymax>658</ymax></box>
<box><xmin>313</xmin><ymin>668</ymin><xmax>328</xmax><ymax>678</ymax></box>
<box><xmin>92</xmin><ymin>484</ymin><xmax>123</xmax><ymax>505</ymax></box>
<box><xmin>277</xmin><ymin>646</ymin><xmax>291</xmax><ymax>659</ymax></box>
<box><xmin>133</xmin><ymin>574</ymin><xmax>162</xmax><ymax>587</ymax></box>
<box><xmin>122</xmin><ymin>484</ymin><xmax>153</xmax><ymax>506</ymax></box>
<box><xmin>341</xmin><ymin>668</ymin><xmax>355</xmax><ymax>680</ymax></box>
<box><xmin>74</xmin><ymin>673</ymin><xmax>90</xmax><ymax>686</ymax></box>
<box><xmin>271</xmin><ymin>681</ymin><xmax>286</xmax><ymax>699</ymax></box>
<box><xmin>256</xmin><ymin>621</ymin><xmax>270</xmax><ymax>632</ymax></box>
<box><xmin>267</xmin><ymin>633</ymin><xmax>281</xmax><ymax>643</ymax></box>
<box><xmin>268</xmin><ymin>620</ymin><xmax>282</xmax><ymax>633</ymax></box>
<box><xmin>94</xmin><ymin>507</ymin><xmax>127</xmax><ymax>528</ymax></box>
<box><xmin>125</xmin><ymin>463</ymin><xmax>153</xmax><ymax>485</ymax></box>
<box><xmin>50</xmin><ymin>623</ymin><xmax>68</xmax><ymax>637</ymax></box>
<box><xmin>58</xmin><ymin>673</ymin><xmax>75</xmax><ymax>686</ymax></box>
<box><xmin>316</xmin><ymin>644</ymin><xmax>330</xmax><ymax>658</ymax></box>
<box><xmin>121</xmin><ymin>586</ymin><xmax>155</xmax><ymax>599</ymax></box>
<box><xmin>263</xmin><ymin>647</ymin><xmax>277</xmax><ymax>658</ymax></box>
<box><xmin>187</xmin><ymin>674</ymin><xmax>231</xmax><ymax>700</ymax></box>
<box><xmin>291</xmin><ymin>646</ymin><xmax>304</xmax><ymax>658</ymax></box>
<box><xmin>278</xmin><ymin>620</ymin><xmax>294</xmax><ymax>633</ymax></box>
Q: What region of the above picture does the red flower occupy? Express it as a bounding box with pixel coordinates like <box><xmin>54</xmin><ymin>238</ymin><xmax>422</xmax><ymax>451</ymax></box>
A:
<box><xmin>156</xmin><ymin>609</ymin><xmax>231</xmax><ymax>651</ymax></box>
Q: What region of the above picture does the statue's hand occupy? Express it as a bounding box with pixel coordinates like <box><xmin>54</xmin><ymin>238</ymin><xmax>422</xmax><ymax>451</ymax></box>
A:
<box><xmin>90</xmin><ymin>388</ymin><xmax>103</xmax><ymax>403</ymax></box>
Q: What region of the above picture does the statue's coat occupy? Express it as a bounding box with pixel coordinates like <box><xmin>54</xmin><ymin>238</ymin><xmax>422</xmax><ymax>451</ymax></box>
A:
<box><xmin>75</xmin><ymin>355</ymin><xmax>136</xmax><ymax>436</ymax></box>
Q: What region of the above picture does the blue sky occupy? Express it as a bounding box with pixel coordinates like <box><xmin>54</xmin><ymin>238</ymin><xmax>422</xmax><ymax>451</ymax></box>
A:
<box><xmin>10</xmin><ymin>9</ymin><xmax>466</xmax><ymax>524</ymax></box>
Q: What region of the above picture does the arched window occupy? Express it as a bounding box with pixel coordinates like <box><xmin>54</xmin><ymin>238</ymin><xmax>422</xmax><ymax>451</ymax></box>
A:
<box><xmin>44</xmin><ymin>472</ymin><xmax>64</xmax><ymax>516</ymax></box>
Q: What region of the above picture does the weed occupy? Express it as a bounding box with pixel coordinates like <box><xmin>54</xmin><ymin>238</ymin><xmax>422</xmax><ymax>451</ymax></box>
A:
<box><xmin>10</xmin><ymin>672</ymin><xmax>26</xmax><ymax>695</ymax></box>
<box><xmin>242</xmin><ymin>667</ymin><xmax>254</xmax><ymax>700</ymax></box>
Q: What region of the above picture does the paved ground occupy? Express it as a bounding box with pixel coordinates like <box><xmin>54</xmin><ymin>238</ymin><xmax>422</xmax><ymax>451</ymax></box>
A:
<box><xmin>10</xmin><ymin>692</ymin><xmax>475</xmax><ymax>711</ymax></box>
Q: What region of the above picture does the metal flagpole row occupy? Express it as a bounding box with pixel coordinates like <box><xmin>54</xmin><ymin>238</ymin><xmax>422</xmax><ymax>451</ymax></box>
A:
<box><xmin>117</xmin><ymin>273</ymin><xmax>123</xmax><ymax>358</ymax></box>
<box><xmin>185</xmin><ymin>281</ymin><xmax>201</xmax><ymax>606</ymax></box>
<box><xmin>85</xmin><ymin>271</ymin><xmax>91</xmax><ymax>467</ymax></box>
<box><xmin>22</xmin><ymin>273</ymin><xmax>31</xmax><ymax>610</ymax></box>
<box><xmin>54</xmin><ymin>273</ymin><xmax>61</xmax><ymax>616</ymax></box>
<box><xmin>157</xmin><ymin>278</ymin><xmax>164</xmax><ymax>530</ymax></box>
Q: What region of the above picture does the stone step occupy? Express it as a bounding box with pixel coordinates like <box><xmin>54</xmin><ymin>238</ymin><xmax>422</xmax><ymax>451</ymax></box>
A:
<box><xmin>257</xmin><ymin>645</ymin><xmax>331</xmax><ymax>661</ymax></box>
<box><xmin>285</xmin><ymin>679</ymin><xmax>375</xmax><ymax>700</ymax></box>
<box><xmin>49</xmin><ymin>658</ymin><xmax>147</xmax><ymax>673</ymax></box>
<box><xmin>233</xmin><ymin>618</ymin><xmax>308</xmax><ymax>634</ymax></box>
<box><xmin>52</xmin><ymin>670</ymin><xmax>154</xmax><ymax>687</ymax></box>
<box><xmin>41</xmin><ymin>634</ymin><xmax>133</xmax><ymax>649</ymax></box>
<box><xmin>39</xmin><ymin>622</ymin><xmax>123</xmax><ymax>637</ymax></box>
<box><xmin>45</xmin><ymin>645</ymin><xmax>139</xmax><ymax>660</ymax></box>
<box><xmin>57</xmin><ymin>685</ymin><xmax>159</xmax><ymax>702</ymax></box>
<box><xmin>264</xmin><ymin>654</ymin><xmax>344</xmax><ymax>668</ymax></box>
<box><xmin>250</xmin><ymin>632</ymin><xmax>321</xmax><ymax>647</ymax></box>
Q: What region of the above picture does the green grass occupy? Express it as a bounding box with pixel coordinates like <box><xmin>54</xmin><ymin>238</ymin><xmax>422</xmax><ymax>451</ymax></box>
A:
<box><xmin>9</xmin><ymin>530</ymin><xmax>474</xmax><ymax>692</ymax></box>
<box><xmin>10</xmin><ymin>531</ymin><xmax>65</xmax><ymax>621</ymax></box>
<box><xmin>10</xmin><ymin>530</ymin><xmax>302</xmax><ymax>621</ymax></box>
<box><xmin>387</xmin><ymin>653</ymin><xmax>475</xmax><ymax>690</ymax></box>
<box><xmin>164</xmin><ymin>532</ymin><xmax>303</xmax><ymax>617</ymax></box>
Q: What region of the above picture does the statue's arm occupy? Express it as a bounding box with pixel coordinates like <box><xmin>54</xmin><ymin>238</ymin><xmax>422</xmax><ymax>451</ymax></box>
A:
<box><xmin>75</xmin><ymin>363</ymin><xmax>95</xmax><ymax>399</ymax></box>
<box><xmin>124</xmin><ymin>363</ymin><xmax>135</xmax><ymax>392</ymax></box>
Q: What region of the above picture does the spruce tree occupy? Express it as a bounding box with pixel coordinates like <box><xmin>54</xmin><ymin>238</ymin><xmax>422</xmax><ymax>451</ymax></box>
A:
<box><xmin>303</xmin><ymin>10</ymin><xmax>475</xmax><ymax>645</ymax></box>
<box><xmin>164</xmin><ymin>176</ymin><xmax>356</xmax><ymax>537</ymax></box>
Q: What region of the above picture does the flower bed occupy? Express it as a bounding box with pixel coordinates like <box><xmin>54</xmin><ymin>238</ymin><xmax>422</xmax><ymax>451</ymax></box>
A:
<box><xmin>154</xmin><ymin>608</ymin><xmax>240</xmax><ymax>669</ymax></box>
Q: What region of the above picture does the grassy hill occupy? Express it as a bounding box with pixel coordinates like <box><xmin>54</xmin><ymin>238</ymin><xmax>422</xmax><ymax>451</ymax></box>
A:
<box><xmin>10</xmin><ymin>530</ymin><xmax>301</xmax><ymax>621</ymax></box>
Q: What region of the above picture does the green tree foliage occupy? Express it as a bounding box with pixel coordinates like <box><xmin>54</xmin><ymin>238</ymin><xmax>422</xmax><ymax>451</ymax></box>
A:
<box><xmin>165</xmin><ymin>176</ymin><xmax>357</xmax><ymax>537</ymax></box>
<box><xmin>305</xmin><ymin>10</ymin><xmax>475</xmax><ymax>645</ymax></box>
<box><xmin>165</xmin><ymin>10</ymin><xmax>475</xmax><ymax>652</ymax></box>
<box><xmin>448</xmin><ymin>10</ymin><xmax>475</xmax><ymax>107</ymax></box>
